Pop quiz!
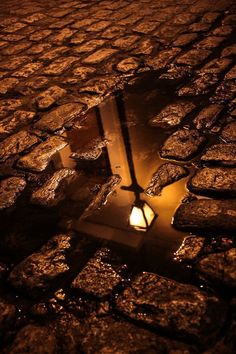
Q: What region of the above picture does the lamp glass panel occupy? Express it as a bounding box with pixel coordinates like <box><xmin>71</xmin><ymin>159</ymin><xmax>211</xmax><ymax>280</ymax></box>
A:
<box><xmin>129</xmin><ymin>206</ymin><xmax>146</xmax><ymax>228</ymax></box>
<box><xmin>143</xmin><ymin>202</ymin><xmax>155</xmax><ymax>226</ymax></box>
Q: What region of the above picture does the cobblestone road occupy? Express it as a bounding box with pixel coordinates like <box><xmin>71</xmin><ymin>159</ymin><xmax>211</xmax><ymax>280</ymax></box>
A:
<box><xmin>0</xmin><ymin>0</ymin><xmax>236</xmax><ymax>353</ymax></box>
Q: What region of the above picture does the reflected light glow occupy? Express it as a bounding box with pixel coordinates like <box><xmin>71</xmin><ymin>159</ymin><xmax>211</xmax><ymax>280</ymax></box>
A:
<box><xmin>129</xmin><ymin>201</ymin><xmax>156</xmax><ymax>232</ymax></box>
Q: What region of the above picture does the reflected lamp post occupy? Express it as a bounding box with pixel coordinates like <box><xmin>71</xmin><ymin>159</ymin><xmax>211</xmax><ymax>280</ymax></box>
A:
<box><xmin>116</xmin><ymin>96</ymin><xmax>157</xmax><ymax>232</ymax></box>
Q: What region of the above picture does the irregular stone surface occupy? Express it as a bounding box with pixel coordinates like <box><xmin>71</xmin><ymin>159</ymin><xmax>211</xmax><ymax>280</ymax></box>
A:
<box><xmin>225</xmin><ymin>65</ymin><xmax>236</xmax><ymax>80</ymax></box>
<box><xmin>0</xmin><ymin>99</ymin><xmax>24</xmax><ymax>119</ymax></box>
<box><xmin>178</xmin><ymin>73</ymin><xmax>219</xmax><ymax>96</ymax></box>
<box><xmin>149</xmin><ymin>101</ymin><xmax>195</xmax><ymax>128</ymax></box>
<box><xmin>0</xmin><ymin>56</ymin><xmax>31</xmax><ymax>70</ymax></box>
<box><xmin>160</xmin><ymin>128</ymin><xmax>206</xmax><ymax>160</ymax></box>
<box><xmin>160</xmin><ymin>64</ymin><xmax>192</xmax><ymax>81</ymax></box>
<box><xmin>0</xmin><ymin>110</ymin><xmax>36</xmax><ymax>139</ymax></box>
<box><xmin>43</xmin><ymin>57</ymin><xmax>78</xmax><ymax>75</ymax></box>
<box><xmin>0</xmin><ymin>130</ymin><xmax>39</xmax><ymax>162</ymax></box>
<box><xmin>188</xmin><ymin>167</ymin><xmax>236</xmax><ymax>196</ymax></box>
<box><xmin>199</xmin><ymin>58</ymin><xmax>232</xmax><ymax>74</ymax></box>
<box><xmin>80</xmin><ymin>75</ymin><xmax>120</xmax><ymax>95</ymax></box>
<box><xmin>71</xmin><ymin>248</ymin><xmax>124</xmax><ymax>298</ymax></box>
<box><xmin>82</xmin><ymin>174</ymin><xmax>121</xmax><ymax>219</ymax></box>
<box><xmin>35</xmin><ymin>103</ymin><xmax>84</xmax><ymax>132</ymax></box>
<box><xmin>80</xmin><ymin>315</ymin><xmax>196</xmax><ymax>354</ymax></box>
<box><xmin>145</xmin><ymin>163</ymin><xmax>189</xmax><ymax>196</ymax></box>
<box><xmin>197</xmin><ymin>248</ymin><xmax>236</xmax><ymax>288</ymax></box>
<box><xmin>0</xmin><ymin>78</ymin><xmax>19</xmax><ymax>94</ymax></box>
<box><xmin>201</xmin><ymin>143</ymin><xmax>236</xmax><ymax>166</ymax></box>
<box><xmin>6</xmin><ymin>324</ymin><xmax>57</xmax><ymax>354</ymax></box>
<box><xmin>221</xmin><ymin>121</ymin><xmax>236</xmax><ymax>142</ymax></box>
<box><xmin>0</xmin><ymin>177</ymin><xmax>26</xmax><ymax>210</ymax></box>
<box><xmin>12</xmin><ymin>62</ymin><xmax>43</xmax><ymax>78</ymax></box>
<box><xmin>71</xmin><ymin>138</ymin><xmax>108</xmax><ymax>162</ymax></box>
<box><xmin>147</xmin><ymin>48</ymin><xmax>181</xmax><ymax>69</ymax></box>
<box><xmin>0</xmin><ymin>297</ymin><xmax>16</xmax><ymax>331</ymax></box>
<box><xmin>173</xmin><ymin>199</ymin><xmax>236</xmax><ymax>231</ymax></box>
<box><xmin>8</xmin><ymin>233</ymin><xmax>79</xmax><ymax>296</ymax></box>
<box><xmin>17</xmin><ymin>136</ymin><xmax>67</xmax><ymax>172</ymax></box>
<box><xmin>83</xmin><ymin>48</ymin><xmax>118</xmax><ymax>64</ymax></box>
<box><xmin>221</xmin><ymin>44</ymin><xmax>236</xmax><ymax>57</ymax></box>
<box><xmin>116</xmin><ymin>272</ymin><xmax>226</xmax><ymax>344</ymax></box>
<box><xmin>174</xmin><ymin>236</ymin><xmax>205</xmax><ymax>262</ymax></box>
<box><xmin>176</xmin><ymin>49</ymin><xmax>211</xmax><ymax>67</ymax></box>
<box><xmin>35</xmin><ymin>86</ymin><xmax>66</xmax><ymax>110</ymax></box>
<box><xmin>74</xmin><ymin>39</ymin><xmax>105</xmax><ymax>54</ymax></box>
<box><xmin>173</xmin><ymin>33</ymin><xmax>198</xmax><ymax>47</ymax></box>
<box><xmin>113</xmin><ymin>35</ymin><xmax>140</xmax><ymax>49</ymax></box>
<box><xmin>193</xmin><ymin>104</ymin><xmax>224</xmax><ymax>130</ymax></box>
<box><xmin>31</xmin><ymin>168</ymin><xmax>77</xmax><ymax>207</ymax></box>
<box><xmin>211</xmin><ymin>79</ymin><xmax>236</xmax><ymax>103</ymax></box>
<box><xmin>195</xmin><ymin>36</ymin><xmax>225</xmax><ymax>49</ymax></box>
<box><xmin>40</xmin><ymin>46</ymin><xmax>69</xmax><ymax>60</ymax></box>
<box><xmin>116</xmin><ymin>57</ymin><xmax>140</xmax><ymax>73</ymax></box>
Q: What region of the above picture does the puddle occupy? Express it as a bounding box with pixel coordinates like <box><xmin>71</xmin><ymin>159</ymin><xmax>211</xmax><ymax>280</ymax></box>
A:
<box><xmin>53</xmin><ymin>72</ymin><xmax>207</xmax><ymax>282</ymax></box>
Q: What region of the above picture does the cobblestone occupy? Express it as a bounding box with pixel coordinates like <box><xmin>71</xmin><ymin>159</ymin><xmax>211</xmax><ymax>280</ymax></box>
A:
<box><xmin>0</xmin><ymin>298</ymin><xmax>16</xmax><ymax>331</ymax></box>
<box><xmin>0</xmin><ymin>0</ymin><xmax>235</xmax><ymax>351</ymax></box>
<box><xmin>12</xmin><ymin>62</ymin><xmax>43</xmax><ymax>78</ymax></box>
<box><xmin>193</xmin><ymin>104</ymin><xmax>224</xmax><ymax>130</ymax></box>
<box><xmin>17</xmin><ymin>136</ymin><xmax>67</xmax><ymax>172</ymax></box>
<box><xmin>31</xmin><ymin>168</ymin><xmax>77</xmax><ymax>207</ymax></box>
<box><xmin>188</xmin><ymin>167</ymin><xmax>236</xmax><ymax>196</ymax></box>
<box><xmin>0</xmin><ymin>110</ymin><xmax>36</xmax><ymax>139</ymax></box>
<box><xmin>0</xmin><ymin>177</ymin><xmax>26</xmax><ymax>210</ymax></box>
<box><xmin>35</xmin><ymin>86</ymin><xmax>67</xmax><ymax>110</ymax></box>
<box><xmin>201</xmin><ymin>143</ymin><xmax>236</xmax><ymax>166</ymax></box>
<box><xmin>221</xmin><ymin>121</ymin><xmax>236</xmax><ymax>142</ymax></box>
<box><xmin>35</xmin><ymin>103</ymin><xmax>84</xmax><ymax>132</ymax></box>
<box><xmin>160</xmin><ymin>128</ymin><xmax>206</xmax><ymax>160</ymax></box>
<box><xmin>176</xmin><ymin>48</ymin><xmax>211</xmax><ymax>67</ymax></box>
<box><xmin>71</xmin><ymin>248</ymin><xmax>124</xmax><ymax>298</ymax></box>
<box><xmin>6</xmin><ymin>324</ymin><xmax>57</xmax><ymax>354</ymax></box>
<box><xmin>197</xmin><ymin>248</ymin><xmax>236</xmax><ymax>288</ymax></box>
<box><xmin>149</xmin><ymin>101</ymin><xmax>196</xmax><ymax>128</ymax></box>
<box><xmin>0</xmin><ymin>130</ymin><xmax>39</xmax><ymax>163</ymax></box>
<box><xmin>116</xmin><ymin>272</ymin><xmax>226</xmax><ymax>344</ymax></box>
<box><xmin>145</xmin><ymin>163</ymin><xmax>189</xmax><ymax>196</ymax></box>
<box><xmin>174</xmin><ymin>199</ymin><xmax>236</xmax><ymax>231</ymax></box>
<box><xmin>0</xmin><ymin>78</ymin><xmax>19</xmax><ymax>94</ymax></box>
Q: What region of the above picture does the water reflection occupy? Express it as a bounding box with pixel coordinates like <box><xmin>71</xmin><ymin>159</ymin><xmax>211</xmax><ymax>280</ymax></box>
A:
<box><xmin>56</xmin><ymin>85</ymin><xmax>191</xmax><ymax>278</ymax></box>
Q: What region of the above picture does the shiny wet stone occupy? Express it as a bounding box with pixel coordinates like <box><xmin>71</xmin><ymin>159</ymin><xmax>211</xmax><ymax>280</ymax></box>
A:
<box><xmin>8</xmin><ymin>233</ymin><xmax>95</xmax><ymax>297</ymax></box>
<box><xmin>35</xmin><ymin>103</ymin><xmax>84</xmax><ymax>133</ymax></box>
<box><xmin>148</xmin><ymin>100</ymin><xmax>195</xmax><ymax>128</ymax></box>
<box><xmin>71</xmin><ymin>248</ymin><xmax>124</xmax><ymax>299</ymax></box>
<box><xmin>145</xmin><ymin>162</ymin><xmax>188</xmax><ymax>196</ymax></box>
<box><xmin>201</xmin><ymin>143</ymin><xmax>236</xmax><ymax>166</ymax></box>
<box><xmin>116</xmin><ymin>272</ymin><xmax>227</xmax><ymax>345</ymax></box>
<box><xmin>17</xmin><ymin>136</ymin><xmax>68</xmax><ymax>172</ymax></box>
<box><xmin>6</xmin><ymin>324</ymin><xmax>57</xmax><ymax>354</ymax></box>
<box><xmin>79</xmin><ymin>314</ymin><xmax>197</xmax><ymax>354</ymax></box>
<box><xmin>197</xmin><ymin>248</ymin><xmax>236</xmax><ymax>288</ymax></box>
<box><xmin>188</xmin><ymin>167</ymin><xmax>236</xmax><ymax>197</ymax></box>
<box><xmin>0</xmin><ymin>177</ymin><xmax>26</xmax><ymax>210</ymax></box>
<box><xmin>173</xmin><ymin>199</ymin><xmax>236</xmax><ymax>232</ymax></box>
<box><xmin>31</xmin><ymin>168</ymin><xmax>78</xmax><ymax>207</ymax></box>
<box><xmin>160</xmin><ymin>128</ymin><xmax>206</xmax><ymax>160</ymax></box>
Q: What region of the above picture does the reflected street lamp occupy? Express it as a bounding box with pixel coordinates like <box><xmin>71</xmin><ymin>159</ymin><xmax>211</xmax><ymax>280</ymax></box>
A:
<box><xmin>129</xmin><ymin>199</ymin><xmax>156</xmax><ymax>231</ymax></box>
<box><xmin>116</xmin><ymin>96</ymin><xmax>157</xmax><ymax>232</ymax></box>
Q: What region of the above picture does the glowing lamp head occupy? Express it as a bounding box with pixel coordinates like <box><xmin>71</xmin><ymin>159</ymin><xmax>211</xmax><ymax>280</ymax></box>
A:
<box><xmin>129</xmin><ymin>201</ymin><xmax>156</xmax><ymax>232</ymax></box>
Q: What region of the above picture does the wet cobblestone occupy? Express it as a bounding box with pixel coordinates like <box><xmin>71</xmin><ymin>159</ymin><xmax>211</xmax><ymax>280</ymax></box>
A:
<box><xmin>0</xmin><ymin>0</ymin><xmax>235</xmax><ymax>352</ymax></box>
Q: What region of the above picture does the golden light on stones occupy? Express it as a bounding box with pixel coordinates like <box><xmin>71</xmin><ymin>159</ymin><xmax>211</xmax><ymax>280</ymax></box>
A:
<box><xmin>129</xmin><ymin>200</ymin><xmax>156</xmax><ymax>232</ymax></box>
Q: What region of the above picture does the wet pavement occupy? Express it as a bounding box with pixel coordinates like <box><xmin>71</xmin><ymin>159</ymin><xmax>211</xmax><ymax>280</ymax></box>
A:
<box><xmin>0</xmin><ymin>0</ymin><xmax>236</xmax><ymax>353</ymax></box>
